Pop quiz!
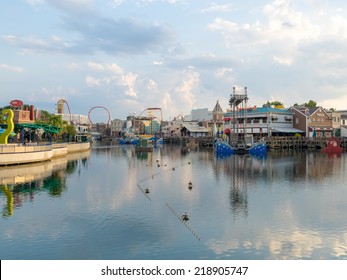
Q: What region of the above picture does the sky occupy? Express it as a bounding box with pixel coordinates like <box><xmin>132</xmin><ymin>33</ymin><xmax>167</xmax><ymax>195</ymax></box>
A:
<box><xmin>1</xmin><ymin>0</ymin><xmax>347</xmax><ymax>122</ymax></box>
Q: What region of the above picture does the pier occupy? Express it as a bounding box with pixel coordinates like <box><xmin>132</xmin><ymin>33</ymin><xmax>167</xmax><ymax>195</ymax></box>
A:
<box><xmin>163</xmin><ymin>136</ymin><xmax>347</xmax><ymax>151</ymax></box>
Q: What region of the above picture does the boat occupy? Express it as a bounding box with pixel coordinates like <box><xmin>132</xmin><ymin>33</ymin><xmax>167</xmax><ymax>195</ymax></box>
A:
<box><xmin>135</xmin><ymin>138</ymin><xmax>153</xmax><ymax>152</ymax></box>
<box><xmin>119</xmin><ymin>134</ymin><xmax>140</xmax><ymax>145</ymax></box>
<box><xmin>214</xmin><ymin>137</ymin><xmax>267</xmax><ymax>157</ymax></box>
<box><xmin>322</xmin><ymin>137</ymin><xmax>344</xmax><ymax>154</ymax></box>
<box><xmin>214</xmin><ymin>87</ymin><xmax>267</xmax><ymax>157</ymax></box>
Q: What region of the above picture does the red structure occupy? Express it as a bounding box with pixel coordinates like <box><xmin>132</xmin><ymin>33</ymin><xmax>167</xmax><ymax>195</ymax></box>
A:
<box><xmin>88</xmin><ymin>106</ymin><xmax>111</xmax><ymax>127</ymax></box>
<box><xmin>322</xmin><ymin>138</ymin><xmax>344</xmax><ymax>154</ymax></box>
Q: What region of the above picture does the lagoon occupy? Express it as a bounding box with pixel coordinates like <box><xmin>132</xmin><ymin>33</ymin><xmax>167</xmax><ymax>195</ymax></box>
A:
<box><xmin>1</xmin><ymin>145</ymin><xmax>347</xmax><ymax>260</ymax></box>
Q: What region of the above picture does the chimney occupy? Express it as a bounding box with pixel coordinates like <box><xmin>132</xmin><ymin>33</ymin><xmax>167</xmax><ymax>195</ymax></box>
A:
<box><xmin>30</xmin><ymin>105</ymin><xmax>35</xmax><ymax>121</ymax></box>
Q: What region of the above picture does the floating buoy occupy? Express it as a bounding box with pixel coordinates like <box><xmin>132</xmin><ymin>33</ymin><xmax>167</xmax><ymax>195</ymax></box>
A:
<box><xmin>182</xmin><ymin>212</ymin><xmax>189</xmax><ymax>221</ymax></box>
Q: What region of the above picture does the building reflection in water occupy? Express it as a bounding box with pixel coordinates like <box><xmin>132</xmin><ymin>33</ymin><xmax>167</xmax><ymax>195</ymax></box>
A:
<box><xmin>210</xmin><ymin>150</ymin><xmax>347</xmax><ymax>259</ymax></box>
<box><xmin>214</xmin><ymin>150</ymin><xmax>346</xmax><ymax>220</ymax></box>
<box><xmin>0</xmin><ymin>150</ymin><xmax>90</xmax><ymax>218</ymax></box>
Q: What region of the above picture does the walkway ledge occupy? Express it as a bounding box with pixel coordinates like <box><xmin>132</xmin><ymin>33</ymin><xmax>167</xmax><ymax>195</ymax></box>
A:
<box><xmin>0</xmin><ymin>142</ymin><xmax>90</xmax><ymax>166</ymax></box>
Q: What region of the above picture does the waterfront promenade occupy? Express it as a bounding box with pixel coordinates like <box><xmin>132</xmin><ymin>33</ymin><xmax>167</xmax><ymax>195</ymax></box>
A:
<box><xmin>0</xmin><ymin>142</ymin><xmax>90</xmax><ymax>166</ymax></box>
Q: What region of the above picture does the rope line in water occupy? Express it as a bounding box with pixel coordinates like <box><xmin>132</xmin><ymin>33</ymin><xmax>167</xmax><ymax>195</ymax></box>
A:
<box><xmin>137</xmin><ymin>184</ymin><xmax>151</xmax><ymax>201</ymax></box>
<box><xmin>165</xmin><ymin>203</ymin><xmax>201</xmax><ymax>241</ymax></box>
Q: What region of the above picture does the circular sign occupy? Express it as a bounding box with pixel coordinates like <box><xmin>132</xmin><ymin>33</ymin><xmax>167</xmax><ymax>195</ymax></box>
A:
<box><xmin>10</xmin><ymin>99</ymin><xmax>23</xmax><ymax>107</ymax></box>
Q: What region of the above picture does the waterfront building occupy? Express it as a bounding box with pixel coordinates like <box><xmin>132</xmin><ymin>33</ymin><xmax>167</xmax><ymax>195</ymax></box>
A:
<box><xmin>58</xmin><ymin>113</ymin><xmax>89</xmax><ymax>126</ymax></box>
<box><xmin>223</xmin><ymin>106</ymin><xmax>303</xmax><ymax>138</ymax></box>
<box><xmin>291</xmin><ymin>106</ymin><xmax>333</xmax><ymax>138</ymax></box>
<box><xmin>57</xmin><ymin>113</ymin><xmax>90</xmax><ymax>137</ymax></box>
<box><xmin>143</xmin><ymin>119</ymin><xmax>160</xmax><ymax>135</ymax></box>
<box><xmin>162</xmin><ymin>117</ymin><xmax>184</xmax><ymax>137</ymax></box>
<box><xmin>92</xmin><ymin>123</ymin><xmax>109</xmax><ymax>135</ymax></box>
<box><xmin>13</xmin><ymin>105</ymin><xmax>35</xmax><ymax>124</ymax></box>
<box><xmin>110</xmin><ymin>119</ymin><xmax>125</xmax><ymax>137</ymax></box>
<box><xmin>339</xmin><ymin>110</ymin><xmax>347</xmax><ymax>137</ymax></box>
<box><xmin>180</xmin><ymin>122</ymin><xmax>210</xmax><ymax>137</ymax></box>
<box><xmin>212</xmin><ymin>100</ymin><xmax>224</xmax><ymax>123</ymax></box>
<box><xmin>329</xmin><ymin>111</ymin><xmax>341</xmax><ymax>137</ymax></box>
<box><xmin>126</xmin><ymin>115</ymin><xmax>143</xmax><ymax>134</ymax></box>
<box><xmin>191</xmin><ymin>108</ymin><xmax>211</xmax><ymax>121</ymax></box>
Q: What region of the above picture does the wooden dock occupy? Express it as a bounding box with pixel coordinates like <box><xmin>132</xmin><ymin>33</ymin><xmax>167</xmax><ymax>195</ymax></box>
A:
<box><xmin>163</xmin><ymin>136</ymin><xmax>347</xmax><ymax>151</ymax></box>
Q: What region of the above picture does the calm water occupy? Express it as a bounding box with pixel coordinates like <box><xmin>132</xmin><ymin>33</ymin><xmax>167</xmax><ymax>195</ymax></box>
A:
<box><xmin>1</xmin><ymin>144</ymin><xmax>347</xmax><ymax>260</ymax></box>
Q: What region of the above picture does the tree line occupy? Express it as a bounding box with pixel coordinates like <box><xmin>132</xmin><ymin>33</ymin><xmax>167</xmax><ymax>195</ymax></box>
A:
<box><xmin>263</xmin><ymin>100</ymin><xmax>336</xmax><ymax>111</ymax></box>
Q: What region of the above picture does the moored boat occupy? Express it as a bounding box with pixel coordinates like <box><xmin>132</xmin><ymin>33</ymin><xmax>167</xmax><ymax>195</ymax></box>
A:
<box><xmin>322</xmin><ymin>137</ymin><xmax>344</xmax><ymax>154</ymax></box>
<box><xmin>215</xmin><ymin>86</ymin><xmax>267</xmax><ymax>157</ymax></box>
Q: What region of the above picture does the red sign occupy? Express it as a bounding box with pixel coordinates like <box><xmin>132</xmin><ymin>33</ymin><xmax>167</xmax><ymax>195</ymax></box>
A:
<box><xmin>10</xmin><ymin>99</ymin><xmax>23</xmax><ymax>107</ymax></box>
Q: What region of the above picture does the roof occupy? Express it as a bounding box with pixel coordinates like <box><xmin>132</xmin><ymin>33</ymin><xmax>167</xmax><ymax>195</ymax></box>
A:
<box><xmin>291</xmin><ymin>106</ymin><xmax>330</xmax><ymax>117</ymax></box>
<box><xmin>224</xmin><ymin>107</ymin><xmax>291</xmax><ymax>117</ymax></box>
<box><xmin>272</xmin><ymin>128</ymin><xmax>304</xmax><ymax>133</ymax></box>
<box><xmin>254</xmin><ymin>107</ymin><xmax>291</xmax><ymax>114</ymax></box>
<box><xmin>16</xmin><ymin>123</ymin><xmax>62</xmax><ymax>134</ymax></box>
<box><xmin>212</xmin><ymin>100</ymin><xmax>223</xmax><ymax>113</ymax></box>
<box><xmin>181</xmin><ymin>124</ymin><xmax>209</xmax><ymax>133</ymax></box>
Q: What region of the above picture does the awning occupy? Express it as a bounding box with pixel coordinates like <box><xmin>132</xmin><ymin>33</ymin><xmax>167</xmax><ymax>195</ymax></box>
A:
<box><xmin>272</xmin><ymin>128</ymin><xmax>304</xmax><ymax>133</ymax></box>
<box><xmin>15</xmin><ymin>123</ymin><xmax>62</xmax><ymax>134</ymax></box>
<box><xmin>309</xmin><ymin>126</ymin><xmax>333</xmax><ymax>131</ymax></box>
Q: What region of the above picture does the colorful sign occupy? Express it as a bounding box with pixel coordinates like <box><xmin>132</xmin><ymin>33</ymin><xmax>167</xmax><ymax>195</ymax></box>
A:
<box><xmin>10</xmin><ymin>99</ymin><xmax>23</xmax><ymax>107</ymax></box>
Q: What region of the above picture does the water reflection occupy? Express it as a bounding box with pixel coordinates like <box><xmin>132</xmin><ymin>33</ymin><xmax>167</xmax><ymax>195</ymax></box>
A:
<box><xmin>1</xmin><ymin>146</ymin><xmax>347</xmax><ymax>260</ymax></box>
<box><xmin>0</xmin><ymin>150</ymin><xmax>90</xmax><ymax>218</ymax></box>
<box><xmin>209</xmin><ymin>150</ymin><xmax>347</xmax><ymax>259</ymax></box>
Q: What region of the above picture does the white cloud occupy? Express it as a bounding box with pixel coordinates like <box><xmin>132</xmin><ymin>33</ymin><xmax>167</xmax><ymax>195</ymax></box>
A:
<box><xmin>320</xmin><ymin>89</ymin><xmax>347</xmax><ymax>110</ymax></box>
<box><xmin>215</xmin><ymin>67</ymin><xmax>233</xmax><ymax>80</ymax></box>
<box><xmin>207</xmin><ymin>0</ymin><xmax>321</xmax><ymax>60</ymax></box>
<box><xmin>87</xmin><ymin>62</ymin><xmax>124</xmax><ymax>74</ymax></box>
<box><xmin>85</xmin><ymin>61</ymin><xmax>138</xmax><ymax>97</ymax></box>
<box><xmin>87</xmin><ymin>62</ymin><xmax>106</xmax><ymax>71</ymax></box>
<box><xmin>153</xmin><ymin>60</ymin><xmax>164</xmax><ymax>65</ymax></box>
<box><xmin>2</xmin><ymin>34</ymin><xmax>72</xmax><ymax>55</ymax></box>
<box><xmin>272</xmin><ymin>56</ymin><xmax>293</xmax><ymax>65</ymax></box>
<box><xmin>175</xmin><ymin>68</ymin><xmax>199</xmax><ymax>110</ymax></box>
<box><xmin>85</xmin><ymin>75</ymin><xmax>100</xmax><ymax>87</ymax></box>
<box><xmin>120</xmin><ymin>73</ymin><xmax>138</xmax><ymax>97</ymax></box>
<box><xmin>147</xmin><ymin>79</ymin><xmax>157</xmax><ymax>90</ymax></box>
<box><xmin>201</xmin><ymin>3</ymin><xmax>234</xmax><ymax>13</ymax></box>
<box><xmin>0</xmin><ymin>64</ymin><xmax>24</xmax><ymax>73</ymax></box>
<box><xmin>67</xmin><ymin>62</ymin><xmax>80</xmax><ymax>71</ymax></box>
<box><xmin>26</xmin><ymin>86</ymin><xmax>78</xmax><ymax>105</ymax></box>
<box><xmin>160</xmin><ymin>92</ymin><xmax>173</xmax><ymax>112</ymax></box>
<box><xmin>108</xmin><ymin>0</ymin><xmax>124</xmax><ymax>8</ymax></box>
<box><xmin>106</xmin><ymin>64</ymin><xmax>124</xmax><ymax>75</ymax></box>
<box><xmin>3</xmin><ymin>0</ymin><xmax>347</xmax><ymax>120</ymax></box>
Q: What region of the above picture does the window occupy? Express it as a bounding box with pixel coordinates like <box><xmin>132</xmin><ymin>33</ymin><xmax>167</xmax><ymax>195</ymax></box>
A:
<box><xmin>296</xmin><ymin>118</ymin><xmax>299</xmax><ymax>124</ymax></box>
